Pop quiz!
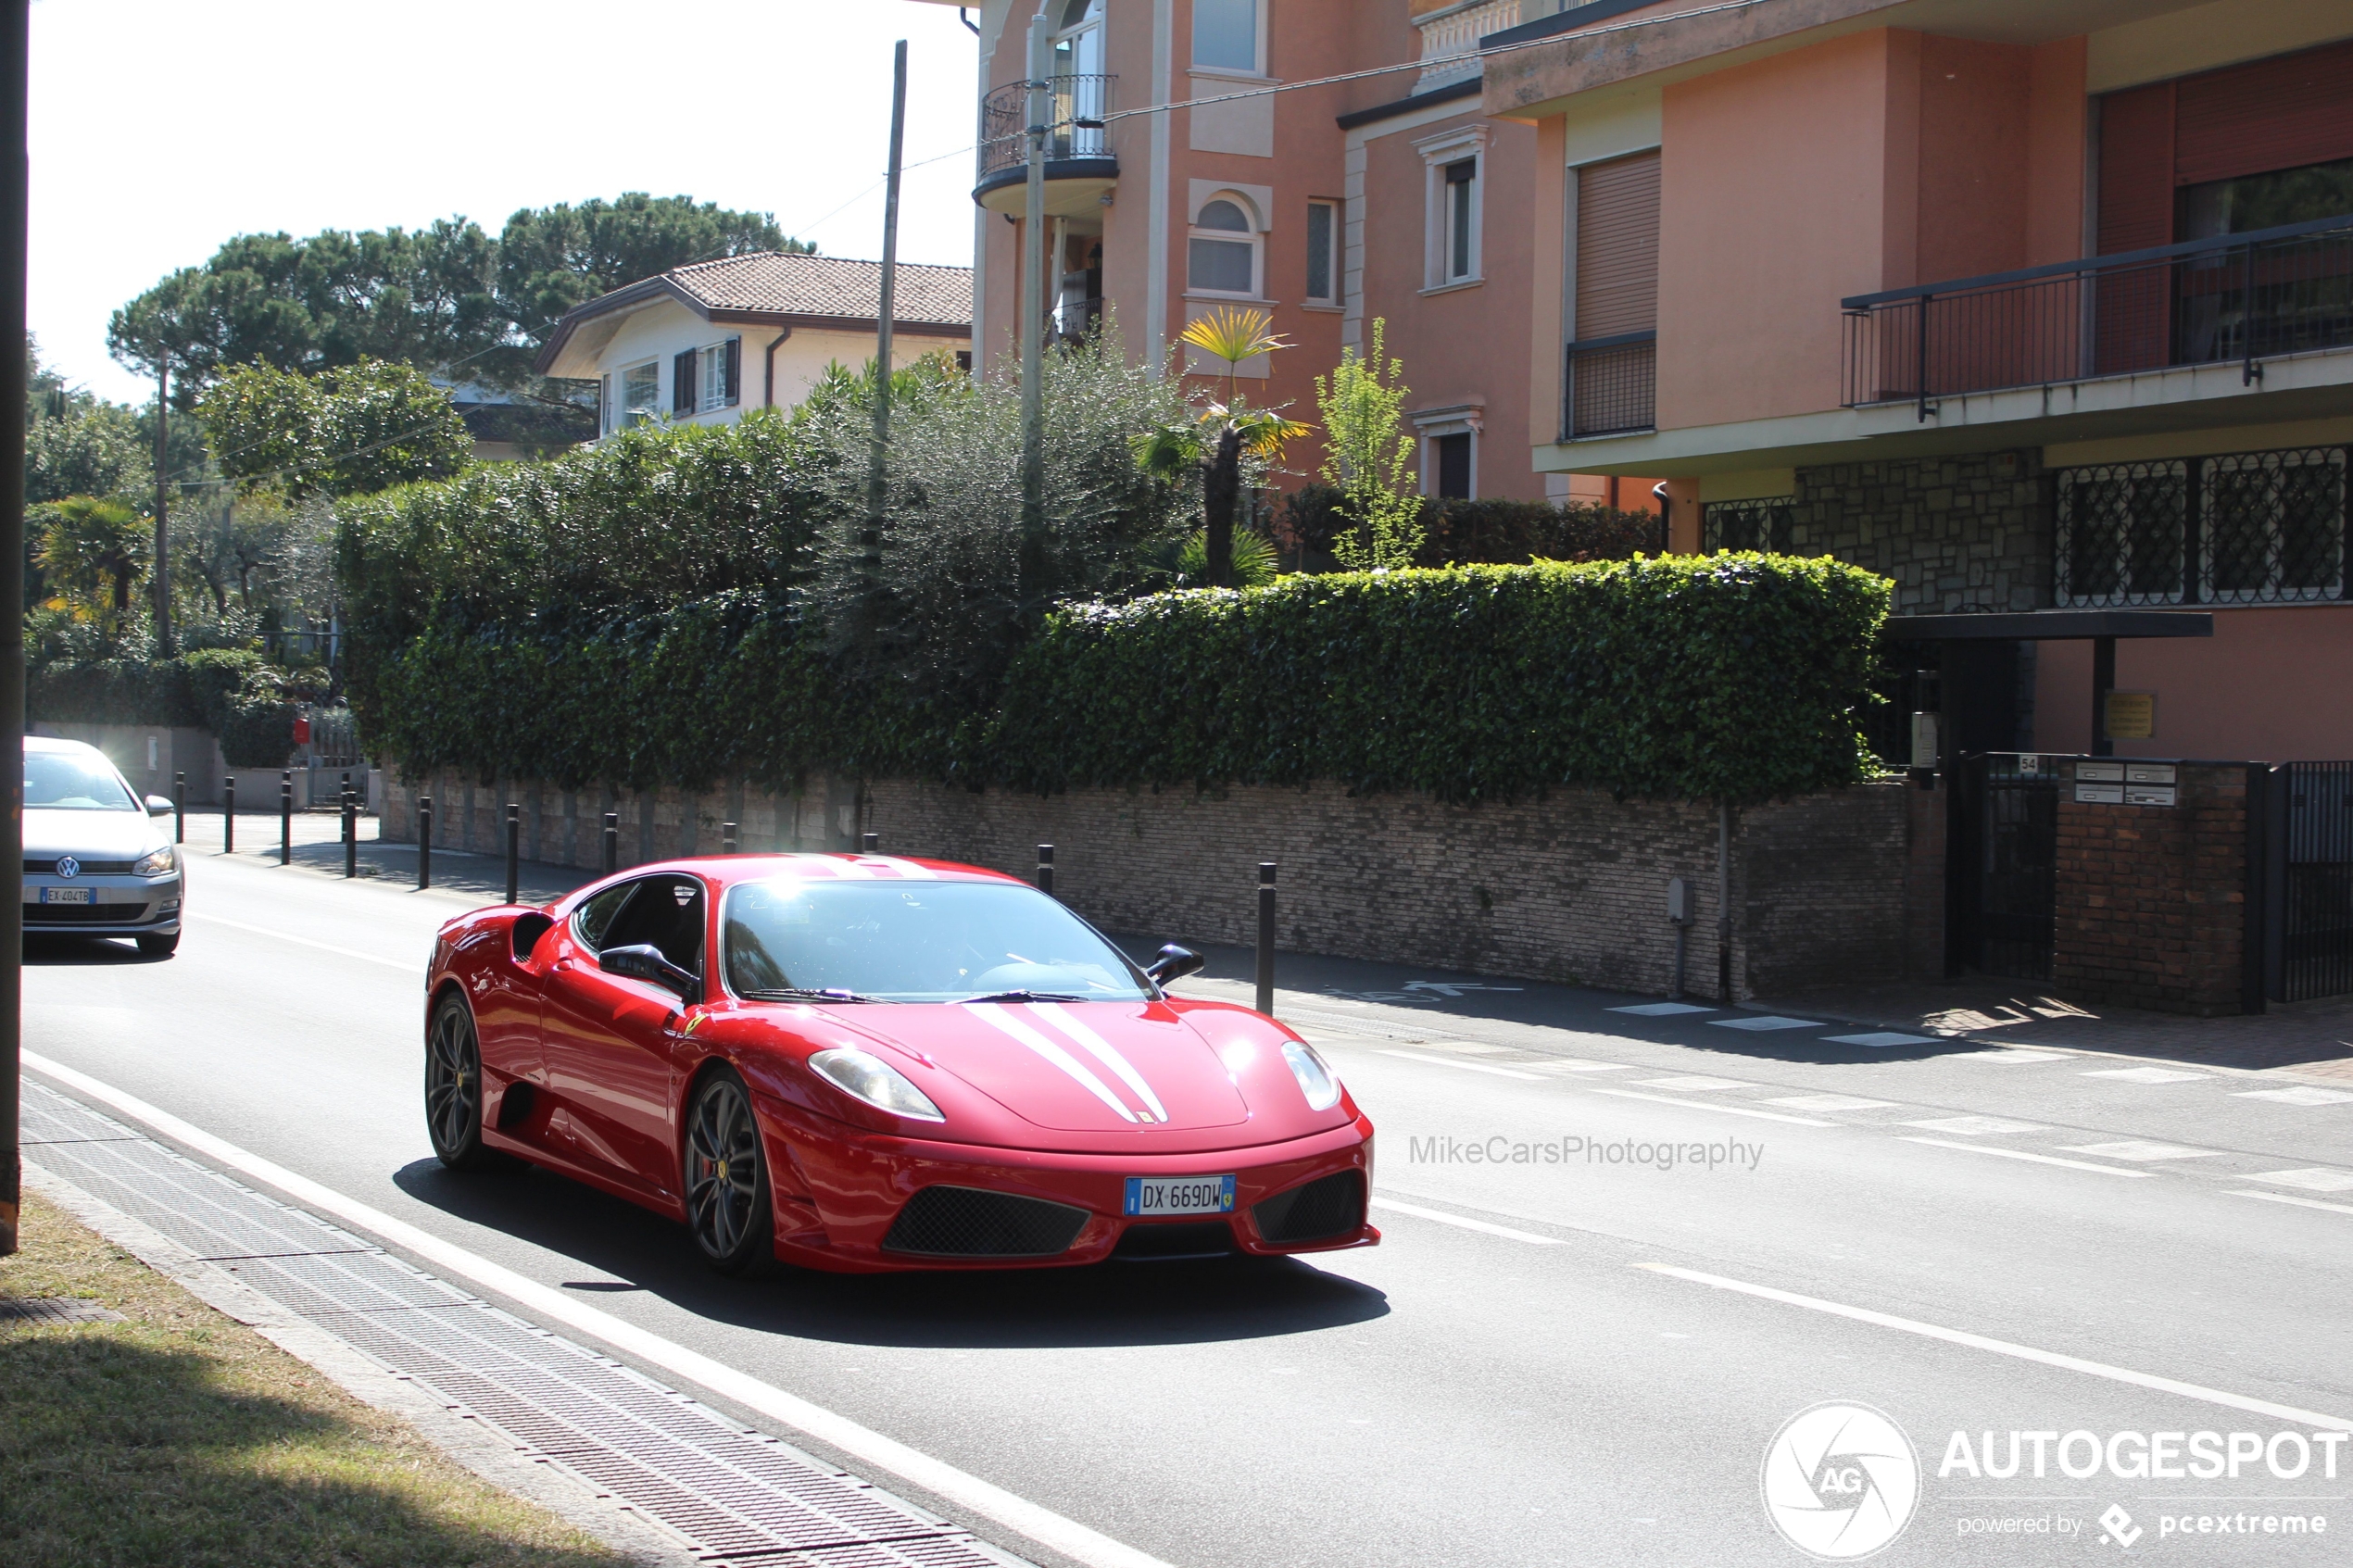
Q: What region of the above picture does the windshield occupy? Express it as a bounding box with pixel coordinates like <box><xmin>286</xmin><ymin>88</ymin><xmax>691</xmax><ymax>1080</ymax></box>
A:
<box><xmin>723</xmin><ymin>877</ymin><xmax>1151</xmax><ymax>1003</ymax></box>
<box><xmin>26</xmin><ymin>751</ymin><xmax>138</xmax><ymax>811</ymax></box>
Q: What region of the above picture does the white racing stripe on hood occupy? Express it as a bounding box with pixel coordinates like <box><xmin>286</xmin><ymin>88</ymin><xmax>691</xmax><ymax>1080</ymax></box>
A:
<box><xmin>1032</xmin><ymin>1003</ymin><xmax>1168</xmax><ymax>1123</ymax></box>
<box><xmin>963</xmin><ymin>1002</ymin><xmax>1139</xmax><ymax>1123</ymax></box>
<box><xmin>862</xmin><ymin>857</ymin><xmax>937</xmax><ymax>880</ymax></box>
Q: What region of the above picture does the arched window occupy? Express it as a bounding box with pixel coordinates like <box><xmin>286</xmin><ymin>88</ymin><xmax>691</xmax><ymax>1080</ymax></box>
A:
<box><xmin>1188</xmin><ymin>196</ymin><xmax>1259</xmax><ymax>296</ymax></box>
<box><xmin>1053</xmin><ymin>0</ymin><xmax>1103</xmax><ymax>76</ymax></box>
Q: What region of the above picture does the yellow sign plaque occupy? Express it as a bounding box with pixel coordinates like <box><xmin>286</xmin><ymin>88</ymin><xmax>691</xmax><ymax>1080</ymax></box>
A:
<box><xmin>2104</xmin><ymin>690</ymin><xmax>2157</xmax><ymax>741</ymax></box>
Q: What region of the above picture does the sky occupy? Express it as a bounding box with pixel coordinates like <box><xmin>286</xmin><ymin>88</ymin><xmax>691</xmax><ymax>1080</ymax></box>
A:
<box><xmin>28</xmin><ymin>0</ymin><xmax>984</xmax><ymax>405</ymax></box>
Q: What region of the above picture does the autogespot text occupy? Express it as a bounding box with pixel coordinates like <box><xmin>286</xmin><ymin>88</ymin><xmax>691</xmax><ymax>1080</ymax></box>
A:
<box><xmin>1405</xmin><ymin>1134</ymin><xmax>1764</xmax><ymax>1172</ymax></box>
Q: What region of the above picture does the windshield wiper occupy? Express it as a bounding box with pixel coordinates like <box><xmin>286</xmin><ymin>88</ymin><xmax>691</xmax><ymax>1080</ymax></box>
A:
<box><xmin>742</xmin><ymin>987</ymin><xmax>894</xmax><ymax>1004</ymax></box>
<box><xmin>955</xmin><ymin>990</ymin><xmax>1091</xmax><ymax>1004</ymax></box>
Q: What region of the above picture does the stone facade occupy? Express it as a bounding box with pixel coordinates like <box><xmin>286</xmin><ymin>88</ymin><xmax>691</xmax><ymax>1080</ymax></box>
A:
<box><xmin>1788</xmin><ymin>447</ymin><xmax>2052</xmax><ymax>614</ymax></box>
<box><xmin>2052</xmin><ymin>760</ymin><xmax>2253</xmax><ymax>1016</ymax></box>
<box><xmin>381</xmin><ymin>771</ymin><xmax>1917</xmax><ymax>1002</ymax></box>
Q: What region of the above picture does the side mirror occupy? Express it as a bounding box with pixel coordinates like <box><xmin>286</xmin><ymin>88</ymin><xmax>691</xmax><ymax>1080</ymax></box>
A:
<box><xmin>1144</xmin><ymin>943</ymin><xmax>1205</xmax><ymax>987</ymax></box>
<box><xmin>600</xmin><ymin>943</ymin><xmax>701</xmax><ymax>1000</ymax></box>
<box><xmin>145</xmin><ymin>795</ymin><xmax>174</xmax><ymax>816</ymax></box>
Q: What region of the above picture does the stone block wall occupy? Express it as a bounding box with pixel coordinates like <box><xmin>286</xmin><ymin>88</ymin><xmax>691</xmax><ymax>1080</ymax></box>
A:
<box><xmin>1787</xmin><ymin>447</ymin><xmax>2050</xmax><ymax>614</ymax></box>
<box><xmin>382</xmin><ymin>771</ymin><xmax>1916</xmax><ymax>1002</ymax></box>
<box><xmin>2053</xmin><ymin>761</ymin><xmax>2252</xmax><ymax>1016</ymax></box>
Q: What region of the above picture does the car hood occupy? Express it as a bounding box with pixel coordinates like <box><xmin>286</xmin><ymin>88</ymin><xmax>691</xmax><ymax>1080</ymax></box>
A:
<box><xmin>25</xmin><ymin>808</ymin><xmax>166</xmax><ymax>860</ymax></box>
<box><xmin>855</xmin><ymin>1000</ymin><xmax>1252</xmax><ymax>1133</ymax></box>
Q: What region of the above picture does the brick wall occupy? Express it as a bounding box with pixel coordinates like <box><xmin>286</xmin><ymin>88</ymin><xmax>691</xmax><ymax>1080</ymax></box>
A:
<box><xmin>382</xmin><ymin>771</ymin><xmax>1914</xmax><ymax>1002</ymax></box>
<box><xmin>2053</xmin><ymin>761</ymin><xmax>2250</xmax><ymax>1016</ymax></box>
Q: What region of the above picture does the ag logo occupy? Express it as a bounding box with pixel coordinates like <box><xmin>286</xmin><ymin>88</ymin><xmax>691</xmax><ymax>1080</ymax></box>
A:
<box><xmin>1761</xmin><ymin>1401</ymin><xmax>1920</xmax><ymax>1560</ymax></box>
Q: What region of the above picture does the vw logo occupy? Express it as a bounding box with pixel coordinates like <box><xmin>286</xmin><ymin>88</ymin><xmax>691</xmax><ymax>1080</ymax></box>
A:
<box><xmin>1761</xmin><ymin>1401</ymin><xmax>1919</xmax><ymax>1560</ymax></box>
<box><xmin>56</xmin><ymin>856</ymin><xmax>79</xmax><ymax>879</ymax></box>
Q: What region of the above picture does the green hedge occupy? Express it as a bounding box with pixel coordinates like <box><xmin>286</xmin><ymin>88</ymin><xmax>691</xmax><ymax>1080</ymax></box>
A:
<box><xmin>1278</xmin><ymin>484</ymin><xmax>1662</xmax><ymax>568</ymax></box>
<box><xmin>28</xmin><ymin>647</ymin><xmax>298</xmax><ymax>768</ymax></box>
<box><xmin>371</xmin><ymin>555</ymin><xmax>1888</xmax><ymax>805</ymax></box>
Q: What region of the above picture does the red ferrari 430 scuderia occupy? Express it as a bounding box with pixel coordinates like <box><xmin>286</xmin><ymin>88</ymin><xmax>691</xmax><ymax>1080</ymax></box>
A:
<box><xmin>422</xmin><ymin>852</ymin><xmax>1378</xmax><ymax>1274</ymax></box>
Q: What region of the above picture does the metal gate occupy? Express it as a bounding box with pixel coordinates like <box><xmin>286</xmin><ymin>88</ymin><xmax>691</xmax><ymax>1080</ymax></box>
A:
<box><xmin>2277</xmin><ymin>761</ymin><xmax>2353</xmax><ymax>1002</ymax></box>
<box><xmin>1951</xmin><ymin>754</ymin><xmax>2062</xmax><ymax>980</ymax></box>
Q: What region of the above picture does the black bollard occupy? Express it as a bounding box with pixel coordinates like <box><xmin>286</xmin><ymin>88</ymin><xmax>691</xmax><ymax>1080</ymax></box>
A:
<box><xmin>280</xmin><ymin>771</ymin><xmax>293</xmax><ymax>866</ymax></box>
<box><xmin>343</xmin><ymin>785</ymin><xmax>357</xmax><ymax>878</ymax></box>
<box><xmin>418</xmin><ymin>796</ymin><xmax>433</xmax><ymax>890</ymax></box>
<box><xmin>1255</xmin><ymin>862</ymin><xmax>1277</xmax><ymax>1016</ymax></box>
<box><xmin>602</xmin><ymin>812</ymin><xmax>619</xmax><ymax>876</ymax></box>
<box><xmin>173</xmin><ymin>771</ymin><xmax>185</xmax><ymax>844</ymax></box>
<box><xmin>223</xmin><ymin>776</ymin><xmax>234</xmax><ymax>854</ymax></box>
<box><xmin>1037</xmin><ymin>844</ymin><xmax>1054</xmax><ymax>898</ymax></box>
<box><xmin>505</xmin><ymin>803</ymin><xmax>521</xmax><ymax>904</ymax></box>
<box><xmin>861</xmin><ymin>832</ymin><xmax>879</xmax><ymax>855</ymax></box>
<box><xmin>722</xmin><ymin>821</ymin><xmax>738</xmax><ymax>856</ymax></box>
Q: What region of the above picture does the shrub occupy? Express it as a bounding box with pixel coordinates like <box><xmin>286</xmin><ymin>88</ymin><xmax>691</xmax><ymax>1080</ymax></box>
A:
<box><xmin>1277</xmin><ymin>485</ymin><xmax>1661</xmax><ymax>571</ymax></box>
<box><xmin>27</xmin><ymin>645</ymin><xmax>297</xmax><ymax>768</ymax></box>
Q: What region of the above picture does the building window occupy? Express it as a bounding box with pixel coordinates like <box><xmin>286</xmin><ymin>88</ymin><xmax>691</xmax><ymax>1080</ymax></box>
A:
<box><xmin>1305</xmin><ymin>199</ymin><xmax>1337</xmax><ymax>304</ymax></box>
<box><xmin>699</xmin><ymin>338</ymin><xmax>740</xmax><ymax>413</ymax></box>
<box><xmin>1189</xmin><ymin>195</ymin><xmax>1260</xmax><ymax>296</ymax></box>
<box><xmin>1445</xmin><ymin>160</ymin><xmax>1478</xmax><ymax>282</ymax></box>
<box><xmin>1193</xmin><ymin>0</ymin><xmax>1257</xmax><ymax>71</ymax></box>
<box><xmin>621</xmin><ymin>361</ymin><xmax>660</xmax><ymax>428</ymax></box>
<box><xmin>1432</xmin><ymin>433</ymin><xmax>1472</xmax><ymax>499</ymax></box>
<box><xmin>1702</xmin><ymin>498</ymin><xmax>1797</xmax><ymax>554</ymax></box>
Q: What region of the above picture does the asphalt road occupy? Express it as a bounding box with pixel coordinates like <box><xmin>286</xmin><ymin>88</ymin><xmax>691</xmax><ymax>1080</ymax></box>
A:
<box><xmin>21</xmin><ymin>845</ymin><xmax>2353</xmax><ymax>1567</ymax></box>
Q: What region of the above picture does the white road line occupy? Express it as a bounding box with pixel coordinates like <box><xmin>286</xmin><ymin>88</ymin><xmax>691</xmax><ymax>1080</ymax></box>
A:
<box><xmin>21</xmin><ymin>1052</ymin><xmax>1176</xmax><ymax>1568</ymax></box>
<box><xmin>1368</xmin><ymin>1198</ymin><xmax>1564</xmax><ymax>1246</ymax></box>
<box><xmin>1639</xmin><ymin>1261</ymin><xmax>2353</xmax><ymax>1433</ymax></box>
<box><xmin>1591</xmin><ymin>1089</ymin><xmax>1834</xmax><ymax>1126</ymax></box>
<box><xmin>1899</xmin><ymin>1136</ymin><xmax>2152</xmax><ymax>1176</ymax></box>
<box><xmin>2233</xmin><ymin>1189</ymin><xmax>2353</xmax><ymax>1219</ymax></box>
<box><xmin>188</xmin><ymin>911</ymin><xmax>421</xmax><ymax>972</ymax></box>
<box><xmin>1374</xmin><ymin>1049</ymin><xmax>1543</xmax><ymax>1081</ymax></box>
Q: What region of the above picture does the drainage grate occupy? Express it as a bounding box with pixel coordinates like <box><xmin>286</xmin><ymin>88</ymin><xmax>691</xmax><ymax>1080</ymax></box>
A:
<box><xmin>0</xmin><ymin>1296</ymin><xmax>126</xmax><ymax>1324</ymax></box>
<box><xmin>20</xmin><ymin>1082</ymin><xmax>1018</xmax><ymax>1568</ymax></box>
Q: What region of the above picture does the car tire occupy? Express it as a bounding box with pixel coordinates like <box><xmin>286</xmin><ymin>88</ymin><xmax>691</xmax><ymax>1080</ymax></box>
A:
<box><xmin>683</xmin><ymin>1068</ymin><xmax>775</xmax><ymax>1276</ymax></box>
<box><xmin>135</xmin><ymin>932</ymin><xmax>180</xmax><ymax>958</ymax></box>
<box><xmin>424</xmin><ymin>992</ymin><xmax>496</xmax><ymax>1171</ymax></box>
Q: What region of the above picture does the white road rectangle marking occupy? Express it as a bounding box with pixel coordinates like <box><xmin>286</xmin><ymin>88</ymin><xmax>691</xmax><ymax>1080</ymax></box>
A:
<box><xmin>2232</xmin><ymin>1190</ymin><xmax>2353</xmax><ymax>1218</ymax></box>
<box><xmin>1368</xmin><ymin>1198</ymin><xmax>1564</xmax><ymax>1246</ymax></box>
<box><xmin>1708</xmin><ymin>1015</ymin><xmax>1819</xmax><ymax>1032</ymax></box>
<box><xmin>1375</xmin><ymin>1049</ymin><xmax>1543</xmax><ymax>1081</ymax></box>
<box><xmin>21</xmin><ymin>1053</ymin><xmax>1177</xmax><ymax>1568</ymax></box>
<box><xmin>1822</xmin><ymin>1032</ymin><xmax>1938</xmax><ymax>1048</ymax></box>
<box><xmin>1639</xmin><ymin>1263</ymin><xmax>2352</xmax><ymax>1432</ymax></box>
<box><xmin>1608</xmin><ymin>1002</ymin><xmax>1715</xmax><ymax>1016</ymax></box>
<box><xmin>2236</xmin><ymin>1085</ymin><xmax>2353</xmax><ymax>1106</ymax></box>
<box><xmin>1632</xmin><ymin>1075</ymin><xmax>1751</xmax><ymax>1091</ymax></box>
<box><xmin>1768</xmin><ymin>1095</ymin><xmax>1898</xmax><ymax>1112</ymax></box>
<box><xmin>1526</xmin><ymin>1061</ymin><xmax>1634</xmax><ymax>1073</ymax></box>
<box><xmin>1592</xmin><ymin>1089</ymin><xmax>1834</xmax><ymax>1126</ymax></box>
<box><xmin>2082</xmin><ymin>1067</ymin><xmax>2209</xmax><ymax>1084</ymax></box>
<box><xmin>2060</xmin><ymin>1141</ymin><xmax>2221</xmax><ymax>1161</ymax></box>
<box><xmin>1901</xmin><ymin>1115</ymin><xmax>2048</xmax><ymax>1135</ymax></box>
<box><xmin>1953</xmin><ymin>1049</ymin><xmax>2069</xmax><ymax>1062</ymax></box>
<box><xmin>2248</xmin><ymin>1167</ymin><xmax>2353</xmax><ymax>1193</ymax></box>
<box><xmin>1900</xmin><ymin>1137</ymin><xmax>2151</xmax><ymax>1176</ymax></box>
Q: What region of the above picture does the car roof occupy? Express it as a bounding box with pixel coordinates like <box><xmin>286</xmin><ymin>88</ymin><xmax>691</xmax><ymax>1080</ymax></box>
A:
<box><xmin>563</xmin><ymin>853</ymin><xmax>1026</xmax><ymax>906</ymax></box>
<box><xmin>25</xmin><ymin>735</ymin><xmax>104</xmax><ymax>757</ymax></box>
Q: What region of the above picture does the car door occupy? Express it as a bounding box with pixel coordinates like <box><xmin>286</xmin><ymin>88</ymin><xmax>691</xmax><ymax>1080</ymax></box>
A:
<box><xmin>538</xmin><ymin>874</ymin><xmax>708</xmax><ymax>1198</ymax></box>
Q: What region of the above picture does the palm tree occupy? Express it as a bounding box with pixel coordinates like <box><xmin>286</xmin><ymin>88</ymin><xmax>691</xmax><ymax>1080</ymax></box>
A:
<box><xmin>34</xmin><ymin>495</ymin><xmax>151</xmax><ymax>639</ymax></box>
<box><xmin>1133</xmin><ymin>307</ymin><xmax>1310</xmax><ymax>587</ymax></box>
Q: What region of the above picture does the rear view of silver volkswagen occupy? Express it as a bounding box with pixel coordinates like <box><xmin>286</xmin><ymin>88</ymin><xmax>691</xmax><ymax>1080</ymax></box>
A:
<box><xmin>22</xmin><ymin>735</ymin><xmax>183</xmax><ymax>957</ymax></box>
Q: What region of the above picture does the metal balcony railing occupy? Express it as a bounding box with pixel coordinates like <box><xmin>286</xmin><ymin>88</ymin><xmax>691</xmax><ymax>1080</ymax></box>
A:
<box><xmin>1842</xmin><ymin>213</ymin><xmax>2353</xmax><ymax>418</ymax></box>
<box><xmin>977</xmin><ymin>74</ymin><xmax>1115</xmax><ymax>185</ymax></box>
<box><xmin>1564</xmin><ymin>331</ymin><xmax>1655</xmax><ymax>438</ymax></box>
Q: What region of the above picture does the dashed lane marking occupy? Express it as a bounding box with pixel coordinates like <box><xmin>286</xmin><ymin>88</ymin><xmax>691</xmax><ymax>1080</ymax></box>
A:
<box><xmin>1592</xmin><ymin>1089</ymin><xmax>1835</xmax><ymax>1126</ymax></box>
<box><xmin>188</xmin><ymin>912</ymin><xmax>420</xmax><ymax>972</ymax></box>
<box><xmin>1900</xmin><ymin>1137</ymin><xmax>2151</xmax><ymax>1177</ymax></box>
<box><xmin>2082</xmin><ymin>1067</ymin><xmax>2210</xmax><ymax>1084</ymax></box>
<box><xmin>2233</xmin><ymin>1190</ymin><xmax>2353</xmax><ymax>1218</ymax></box>
<box><xmin>1821</xmin><ymin>1032</ymin><xmax>1940</xmax><ymax>1047</ymax></box>
<box><xmin>2059</xmin><ymin>1141</ymin><xmax>2222</xmax><ymax>1162</ymax></box>
<box><xmin>1367</xmin><ymin>1198</ymin><xmax>1565</xmax><ymax>1246</ymax></box>
<box><xmin>1902</xmin><ymin>1115</ymin><xmax>2048</xmax><ymax>1135</ymax></box>
<box><xmin>2236</xmin><ymin>1086</ymin><xmax>2353</xmax><ymax>1106</ymax></box>
<box><xmin>1607</xmin><ymin>1002</ymin><xmax>1715</xmax><ymax>1016</ymax></box>
<box><xmin>1768</xmin><ymin>1095</ymin><xmax>1900</xmax><ymax>1112</ymax></box>
<box><xmin>2247</xmin><ymin>1168</ymin><xmax>2353</xmax><ymax>1193</ymax></box>
<box><xmin>1374</xmin><ymin>1050</ymin><xmax>1544</xmax><ymax>1081</ymax></box>
<box><xmin>1708</xmin><ymin>1015</ymin><xmax>1819</xmax><ymax>1032</ymax></box>
<box><xmin>1631</xmin><ymin>1076</ymin><xmax>1751</xmax><ymax>1091</ymax></box>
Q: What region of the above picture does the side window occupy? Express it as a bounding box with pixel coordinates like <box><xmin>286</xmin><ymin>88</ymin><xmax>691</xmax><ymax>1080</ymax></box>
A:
<box><xmin>573</xmin><ymin>882</ymin><xmax>639</xmax><ymax>953</ymax></box>
<box><xmin>598</xmin><ymin>875</ymin><xmax>707</xmax><ymax>977</ymax></box>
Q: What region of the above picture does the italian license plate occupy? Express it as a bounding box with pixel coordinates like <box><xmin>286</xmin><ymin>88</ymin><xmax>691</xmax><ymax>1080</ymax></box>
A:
<box><xmin>1124</xmin><ymin>1174</ymin><xmax>1235</xmax><ymax>1217</ymax></box>
<box><xmin>41</xmin><ymin>887</ymin><xmax>93</xmax><ymax>906</ymax></box>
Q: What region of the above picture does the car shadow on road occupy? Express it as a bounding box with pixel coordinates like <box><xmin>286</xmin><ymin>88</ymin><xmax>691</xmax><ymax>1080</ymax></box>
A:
<box><xmin>392</xmin><ymin>1159</ymin><xmax>1390</xmax><ymax>1350</ymax></box>
<box><xmin>21</xmin><ymin>935</ymin><xmax>169</xmax><ymax>965</ymax></box>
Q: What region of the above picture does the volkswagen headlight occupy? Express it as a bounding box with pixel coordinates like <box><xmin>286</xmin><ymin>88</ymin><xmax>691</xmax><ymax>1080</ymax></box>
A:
<box><xmin>808</xmin><ymin>1047</ymin><xmax>945</xmax><ymax>1123</ymax></box>
<box><xmin>132</xmin><ymin>847</ymin><xmax>176</xmax><ymax>877</ymax></box>
<box><xmin>1282</xmin><ymin>1041</ymin><xmax>1342</xmax><ymax>1111</ymax></box>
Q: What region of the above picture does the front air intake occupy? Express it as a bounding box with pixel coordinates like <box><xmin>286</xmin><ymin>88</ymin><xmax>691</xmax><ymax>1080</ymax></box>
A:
<box><xmin>1251</xmin><ymin>1171</ymin><xmax>1365</xmax><ymax>1246</ymax></box>
<box><xmin>882</xmin><ymin>1185</ymin><xmax>1090</xmax><ymax>1258</ymax></box>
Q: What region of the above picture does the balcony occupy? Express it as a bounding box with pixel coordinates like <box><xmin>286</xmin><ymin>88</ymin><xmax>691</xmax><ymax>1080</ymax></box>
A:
<box><xmin>1841</xmin><ymin>215</ymin><xmax>2353</xmax><ymax>419</ymax></box>
<box><xmin>1414</xmin><ymin>0</ymin><xmax>1521</xmax><ymax>92</ymax></box>
<box><xmin>975</xmin><ymin>74</ymin><xmax>1117</xmax><ymax>217</ymax></box>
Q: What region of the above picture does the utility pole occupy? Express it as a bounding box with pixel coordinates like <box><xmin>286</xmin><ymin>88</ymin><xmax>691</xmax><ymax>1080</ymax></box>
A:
<box><xmin>152</xmin><ymin>358</ymin><xmax>170</xmax><ymax>655</ymax></box>
<box><xmin>1018</xmin><ymin>5</ymin><xmax>1050</xmax><ymax>540</ymax></box>
<box><xmin>867</xmin><ymin>40</ymin><xmax>909</xmax><ymax>527</ymax></box>
<box><xmin>2</xmin><ymin>0</ymin><xmax>29</xmax><ymax>1256</ymax></box>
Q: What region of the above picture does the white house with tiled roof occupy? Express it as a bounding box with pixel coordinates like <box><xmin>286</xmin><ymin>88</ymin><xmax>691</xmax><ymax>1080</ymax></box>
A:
<box><xmin>534</xmin><ymin>252</ymin><xmax>975</xmax><ymax>436</ymax></box>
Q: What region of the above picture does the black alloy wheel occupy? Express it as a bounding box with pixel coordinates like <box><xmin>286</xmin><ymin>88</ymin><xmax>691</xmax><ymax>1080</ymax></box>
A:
<box><xmin>684</xmin><ymin>1070</ymin><xmax>774</xmax><ymax>1275</ymax></box>
<box><xmin>425</xmin><ymin>992</ymin><xmax>492</xmax><ymax>1170</ymax></box>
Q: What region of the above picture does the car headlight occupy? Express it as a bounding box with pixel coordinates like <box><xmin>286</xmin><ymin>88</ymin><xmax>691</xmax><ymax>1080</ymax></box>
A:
<box><xmin>1283</xmin><ymin>1041</ymin><xmax>1343</xmax><ymax>1111</ymax></box>
<box><xmin>132</xmin><ymin>847</ymin><xmax>176</xmax><ymax>877</ymax></box>
<box><xmin>807</xmin><ymin>1047</ymin><xmax>945</xmax><ymax>1123</ymax></box>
